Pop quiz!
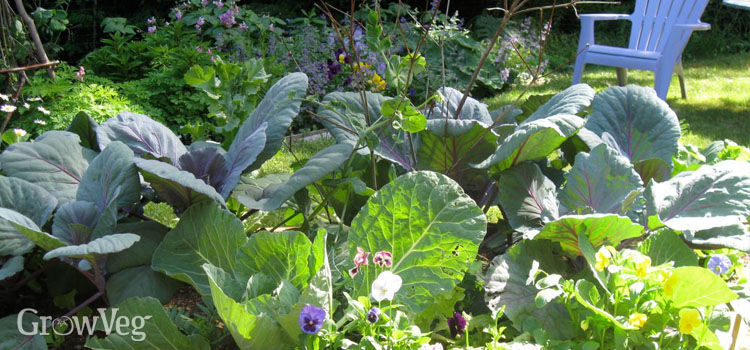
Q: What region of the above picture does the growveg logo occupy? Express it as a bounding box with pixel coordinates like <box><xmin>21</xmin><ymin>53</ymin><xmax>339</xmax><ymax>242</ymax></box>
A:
<box><xmin>17</xmin><ymin>308</ymin><xmax>152</xmax><ymax>341</ymax></box>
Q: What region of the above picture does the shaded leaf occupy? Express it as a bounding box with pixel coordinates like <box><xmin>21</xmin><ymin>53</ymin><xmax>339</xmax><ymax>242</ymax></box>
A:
<box><xmin>484</xmin><ymin>239</ymin><xmax>574</xmax><ymax>339</ymax></box>
<box><xmin>86</xmin><ymin>297</ymin><xmax>210</xmax><ymax>350</ymax></box>
<box><xmin>106</xmin><ymin>221</ymin><xmax>169</xmax><ymax>273</ymax></box>
<box><xmin>106</xmin><ymin>265</ymin><xmax>182</xmax><ymax>305</ymax></box>
<box><xmin>135</xmin><ymin>158</ymin><xmax>226</xmax><ymax>210</ymax></box>
<box><xmin>0</xmin><ymin>312</ymin><xmax>46</xmax><ymax>350</ymax></box>
<box><xmin>0</xmin><ymin>177</ymin><xmax>57</xmax><ymax>255</ymax></box>
<box><xmin>0</xmin><ymin>208</ymin><xmax>49</xmax><ymax>255</ymax></box>
<box><xmin>0</xmin><ymin>256</ymin><xmax>24</xmax><ymax>281</ymax></box>
<box><xmin>496</xmin><ymin>162</ymin><xmax>559</xmax><ymax>235</ymax></box>
<box><xmin>66</xmin><ymin>112</ymin><xmax>100</xmax><ymax>151</ymax></box>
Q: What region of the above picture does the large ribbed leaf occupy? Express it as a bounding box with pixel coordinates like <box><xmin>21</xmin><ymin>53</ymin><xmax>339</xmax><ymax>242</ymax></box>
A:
<box><xmin>558</xmin><ymin>144</ymin><xmax>643</xmax><ymax>215</ymax></box>
<box><xmin>0</xmin><ymin>131</ymin><xmax>90</xmax><ymax>204</ymax></box>
<box><xmin>474</xmin><ymin>114</ymin><xmax>585</xmax><ymax>173</ymax></box>
<box><xmin>235</xmin><ymin>73</ymin><xmax>308</xmax><ymax>171</ymax></box>
<box><xmin>234</xmin><ymin>143</ymin><xmax>352</xmax><ymax>211</ymax></box>
<box><xmin>51</xmin><ymin>201</ymin><xmax>100</xmax><ymax>244</ymax></box>
<box><xmin>135</xmin><ymin>158</ymin><xmax>225</xmax><ymax>210</ymax></box>
<box><xmin>204</xmin><ymin>265</ymin><xmax>291</xmax><ymax>350</ymax></box>
<box><xmin>0</xmin><ymin>256</ymin><xmax>24</xmax><ymax>281</ymax></box>
<box><xmin>97</xmin><ymin>112</ymin><xmax>188</xmax><ymax>165</ymax></box>
<box><xmin>522</xmin><ymin>84</ymin><xmax>594</xmax><ymax>124</ymax></box>
<box><xmin>583</xmin><ymin>85</ymin><xmax>680</xmax><ymax>181</ymax></box>
<box><xmin>0</xmin><ymin>177</ymin><xmax>57</xmax><ymax>255</ymax></box>
<box><xmin>484</xmin><ymin>240</ymin><xmax>574</xmax><ymax>339</ymax></box>
<box><xmin>77</xmin><ymin>142</ymin><xmax>140</xmax><ymax>211</ymax></box>
<box><xmin>424</xmin><ymin>87</ymin><xmax>492</xmax><ymax>124</ymax></box>
<box><xmin>0</xmin><ymin>312</ymin><xmax>46</xmax><ymax>350</ymax></box>
<box><xmin>645</xmin><ymin>160</ymin><xmax>750</xmax><ymax>232</ymax></box>
<box><xmin>151</xmin><ymin>202</ymin><xmax>247</xmax><ymax>295</ymax></box>
<box><xmin>0</xmin><ymin>176</ymin><xmax>57</xmax><ymax>226</ymax></box>
<box><xmin>86</xmin><ymin>297</ymin><xmax>210</xmax><ymax>350</ymax></box>
<box><xmin>348</xmin><ymin>171</ymin><xmax>486</xmax><ymax>313</ymax></box>
<box><xmin>496</xmin><ymin>162</ymin><xmax>559</xmax><ymax>236</ymax></box>
<box><xmin>534</xmin><ymin>214</ymin><xmax>644</xmax><ymax>257</ymax></box>
<box><xmin>106</xmin><ymin>266</ymin><xmax>181</xmax><ymax>305</ymax></box>
<box><xmin>235</xmin><ymin>230</ymin><xmax>321</xmax><ymax>290</ymax></box>
<box><xmin>0</xmin><ymin>208</ymin><xmax>54</xmax><ymax>255</ymax></box>
<box><xmin>43</xmin><ymin>233</ymin><xmax>140</xmax><ymax>260</ymax></box>
<box><xmin>418</xmin><ymin>122</ymin><xmax>497</xmax><ymax>198</ymax></box>
<box><xmin>220</xmin><ymin>122</ymin><xmax>267</xmax><ymax>198</ymax></box>
<box><xmin>638</xmin><ymin>230</ymin><xmax>698</xmax><ymax>267</ymax></box>
<box><xmin>66</xmin><ymin>112</ymin><xmax>100</xmax><ymax>151</ymax></box>
<box><xmin>318</xmin><ymin>91</ymin><xmax>414</xmax><ymax>170</ymax></box>
<box><xmin>684</xmin><ymin>224</ymin><xmax>750</xmax><ymax>252</ymax></box>
<box><xmin>178</xmin><ymin>146</ymin><xmax>227</xmax><ymax>191</ymax></box>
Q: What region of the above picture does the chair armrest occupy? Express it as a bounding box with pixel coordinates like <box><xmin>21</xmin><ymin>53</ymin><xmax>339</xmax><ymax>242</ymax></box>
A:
<box><xmin>673</xmin><ymin>22</ymin><xmax>711</xmax><ymax>32</ymax></box>
<box><xmin>578</xmin><ymin>13</ymin><xmax>631</xmax><ymax>22</ymax></box>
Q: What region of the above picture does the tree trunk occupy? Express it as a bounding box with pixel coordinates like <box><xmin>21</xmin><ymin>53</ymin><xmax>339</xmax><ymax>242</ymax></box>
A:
<box><xmin>12</xmin><ymin>0</ymin><xmax>54</xmax><ymax>79</ymax></box>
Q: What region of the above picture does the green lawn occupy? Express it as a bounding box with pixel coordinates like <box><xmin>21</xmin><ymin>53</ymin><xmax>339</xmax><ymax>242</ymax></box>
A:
<box><xmin>486</xmin><ymin>53</ymin><xmax>750</xmax><ymax>147</ymax></box>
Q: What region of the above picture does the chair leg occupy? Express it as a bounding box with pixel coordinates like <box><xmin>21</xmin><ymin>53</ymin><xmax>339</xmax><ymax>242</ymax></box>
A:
<box><xmin>675</xmin><ymin>62</ymin><xmax>687</xmax><ymax>99</ymax></box>
<box><xmin>572</xmin><ymin>59</ymin><xmax>585</xmax><ymax>84</ymax></box>
<box><xmin>654</xmin><ymin>70</ymin><xmax>671</xmax><ymax>101</ymax></box>
<box><xmin>616</xmin><ymin>67</ymin><xmax>628</xmax><ymax>86</ymax></box>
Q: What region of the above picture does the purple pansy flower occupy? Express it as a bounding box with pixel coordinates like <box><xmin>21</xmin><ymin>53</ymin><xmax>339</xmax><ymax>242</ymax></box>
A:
<box><xmin>298</xmin><ymin>305</ymin><xmax>326</xmax><ymax>334</ymax></box>
<box><xmin>366</xmin><ymin>307</ymin><xmax>380</xmax><ymax>323</ymax></box>
<box><xmin>147</xmin><ymin>26</ymin><xmax>156</xmax><ymax>33</ymax></box>
<box><xmin>447</xmin><ymin>311</ymin><xmax>467</xmax><ymax>338</ymax></box>
<box><xmin>707</xmin><ymin>254</ymin><xmax>731</xmax><ymax>275</ymax></box>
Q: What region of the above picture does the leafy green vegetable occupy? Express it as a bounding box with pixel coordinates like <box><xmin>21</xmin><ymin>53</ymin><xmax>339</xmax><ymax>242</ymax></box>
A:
<box><xmin>534</xmin><ymin>214</ymin><xmax>644</xmax><ymax>257</ymax></box>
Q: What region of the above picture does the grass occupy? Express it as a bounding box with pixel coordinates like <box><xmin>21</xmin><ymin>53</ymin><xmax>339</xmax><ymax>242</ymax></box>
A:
<box><xmin>485</xmin><ymin>53</ymin><xmax>750</xmax><ymax>148</ymax></box>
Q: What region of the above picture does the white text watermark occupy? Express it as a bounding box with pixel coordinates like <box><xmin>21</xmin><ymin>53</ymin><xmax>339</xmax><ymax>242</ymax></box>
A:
<box><xmin>17</xmin><ymin>308</ymin><xmax>152</xmax><ymax>341</ymax></box>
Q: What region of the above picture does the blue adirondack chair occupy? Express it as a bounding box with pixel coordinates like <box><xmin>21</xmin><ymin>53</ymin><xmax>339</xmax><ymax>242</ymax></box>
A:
<box><xmin>572</xmin><ymin>0</ymin><xmax>711</xmax><ymax>100</ymax></box>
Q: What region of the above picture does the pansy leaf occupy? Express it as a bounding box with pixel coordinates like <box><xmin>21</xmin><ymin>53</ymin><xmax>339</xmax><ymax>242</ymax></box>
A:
<box><xmin>97</xmin><ymin>112</ymin><xmax>188</xmax><ymax>165</ymax></box>
<box><xmin>348</xmin><ymin>171</ymin><xmax>486</xmax><ymax>313</ymax></box>
<box><xmin>0</xmin><ymin>131</ymin><xmax>90</xmax><ymax>204</ymax></box>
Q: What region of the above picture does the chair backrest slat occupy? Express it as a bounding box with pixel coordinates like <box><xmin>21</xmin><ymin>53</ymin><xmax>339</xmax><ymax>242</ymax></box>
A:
<box><xmin>628</xmin><ymin>0</ymin><xmax>709</xmax><ymax>52</ymax></box>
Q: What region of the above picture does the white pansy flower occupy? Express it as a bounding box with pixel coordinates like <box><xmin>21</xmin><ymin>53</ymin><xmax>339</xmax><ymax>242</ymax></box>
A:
<box><xmin>371</xmin><ymin>271</ymin><xmax>402</xmax><ymax>302</ymax></box>
<box><xmin>37</xmin><ymin>106</ymin><xmax>50</xmax><ymax>115</ymax></box>
<box><xmin>13</xmin><ymin>129</ymin><xmax>26</xmax><ymax>137</ymax></box>
<box><xmin>0</xmin><ymin>93</ymin><xmax>8</xmax><ymax>101</ymax></box>
<box><xmin>27</xmin><ymin>97</ymin><xmax>42</xmax><ymax>102</ymax></box>
<box><xmin>22</xmin><ymin>102</ymin><xmax>30</xmax><ymax>109</ymax></box>
<box><xmin>1</xmin><ymin>104</ymin><xmax>17</xmax><ymax>113</ymax></box>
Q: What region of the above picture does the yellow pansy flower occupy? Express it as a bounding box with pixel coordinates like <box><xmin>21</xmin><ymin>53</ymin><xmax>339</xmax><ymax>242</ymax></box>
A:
<box><xmin>635</xmin><ymin>255</ymin><xmax>651</xmax><ymax>277</ymax></box>
<box><xmin>594</xmin><ymin>246</ymin><xmax>615</xmax><ymax>271</ymax></box>
<box><xmin>678</xmin><ymin>308</ymin><xmax>701</xmax><ymax>334</ymax></box>
<box><xmin>628</xmin><ymin>313</ymin><xmax>648</xmax><ymax>328</ymax></box>
<box><xmin>371</xmin><ymin>73</ymin><xmax>386</xmax><ymax>91</ymax></box>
